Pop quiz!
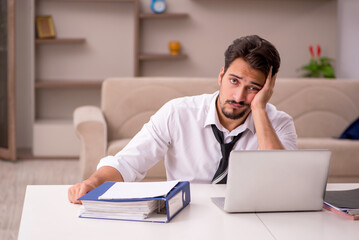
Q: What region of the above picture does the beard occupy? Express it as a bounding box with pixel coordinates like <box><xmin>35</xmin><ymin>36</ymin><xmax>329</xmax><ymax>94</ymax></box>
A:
<box><xmin>221</xmin><ymin>100</ymin><xmax>251</xmax><ymax>120</ymax></box>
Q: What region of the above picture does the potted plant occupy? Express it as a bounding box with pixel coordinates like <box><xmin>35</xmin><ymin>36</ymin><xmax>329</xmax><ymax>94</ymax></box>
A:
<box><xmin>301</xmin><ymin>45</ymin><xmax>335</xmax><ymax>78</ymax></box>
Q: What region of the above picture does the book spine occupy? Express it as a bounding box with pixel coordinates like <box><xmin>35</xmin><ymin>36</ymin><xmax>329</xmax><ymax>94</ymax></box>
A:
<box><xmin>166</xmin><ymin>181</ymin><xmax>191</xmax><ymax>222</ymax></box>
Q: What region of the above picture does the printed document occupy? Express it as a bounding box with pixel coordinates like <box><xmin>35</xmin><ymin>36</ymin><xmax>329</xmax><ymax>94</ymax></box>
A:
<box><xmin>98</xmin><ymin>180</ymin><xmax>179</xmax><ymax>200</ymax></box>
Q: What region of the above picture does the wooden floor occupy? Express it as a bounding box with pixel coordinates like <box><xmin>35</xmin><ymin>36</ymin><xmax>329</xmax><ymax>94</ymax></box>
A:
<box><xmin>0</xmin><ymin>158</ymin><xmax>81</xmax><ymax>240</ymax></box>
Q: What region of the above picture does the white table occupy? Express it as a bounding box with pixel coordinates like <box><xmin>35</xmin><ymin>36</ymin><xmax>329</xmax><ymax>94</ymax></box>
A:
<box><xmin>18</xmin><ymin>184</ymin><xmax>359</xmax><ymax>240</ymax></box>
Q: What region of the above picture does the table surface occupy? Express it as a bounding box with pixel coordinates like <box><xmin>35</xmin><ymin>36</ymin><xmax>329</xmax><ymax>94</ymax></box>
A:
<box><xmin>18</xmin><ymin>183</ymin><xmax>359</xmax><ymax>240</ymax></box>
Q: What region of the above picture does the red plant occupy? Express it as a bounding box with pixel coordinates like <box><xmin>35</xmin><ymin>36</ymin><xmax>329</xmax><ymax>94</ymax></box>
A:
<box><xmin>309</xmin><ymin>45</ymin><xmax>314</xmax><ymax>58</ymax></box>
<box><xmin>309</xmin><ymin>45</ymin><xmax>322</xmax><ymax>58</ymax></box>
<box><xmin>316</xmin><ymin>44</ymin><xmax>321</xmax><ymax>58</ymax></box>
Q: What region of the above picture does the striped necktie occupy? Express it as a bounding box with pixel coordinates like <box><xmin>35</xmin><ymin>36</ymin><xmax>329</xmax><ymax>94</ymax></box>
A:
<box><xmin>211</xmin><ymin>124</ymin><xmax>243</xmax><ymax>184</ymax></box>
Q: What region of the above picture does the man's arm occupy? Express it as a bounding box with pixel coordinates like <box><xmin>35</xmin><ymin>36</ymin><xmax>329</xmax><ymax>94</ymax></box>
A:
<box><xmin>68</xmin><ymin>166</ymin><xmax>124</xmax><ymax>204</ymax></box>
<box><xmin>251</xmin><ymin>67</ymin><xmax>284</xmax><ymax>150</ymax></box>
<box><xmin>251</xmin><ymin>107</ymin><xmax>284</xmax><ymax>150</ymax></box>
<box><xmin>68</xmin><ymin>100</ymin><xmax>175</xmax><ymax>204</ymax></box>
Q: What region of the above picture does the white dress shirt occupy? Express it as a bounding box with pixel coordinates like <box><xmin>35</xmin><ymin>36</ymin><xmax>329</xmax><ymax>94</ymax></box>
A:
<box><xmin>98</xmin><ymin>91</ymin><xmax>297</xmax><ymax>183</ymax></box>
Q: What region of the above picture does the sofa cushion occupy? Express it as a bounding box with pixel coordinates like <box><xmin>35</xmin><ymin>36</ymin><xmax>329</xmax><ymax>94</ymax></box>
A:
<box><xmin>271</xmin><ymin>79</ymin><xmax>359</xmax><ymax>138</ymax></box>
<box><xmin>107</xmin><ymin>139</ymin><xmax>166</xmax><ymax>181</ymax></box>
<box><xmin>340</xmin><ymin>117</ymin><xmax>359</xmax><ymax>140</ymax></box>
<box><xmin>297</xmin><ymin>138</ymin><xmax>359</xmax><ymax>178</ymax></box>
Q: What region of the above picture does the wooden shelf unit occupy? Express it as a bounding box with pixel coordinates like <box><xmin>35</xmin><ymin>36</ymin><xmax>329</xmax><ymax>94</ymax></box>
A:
<box><xmin>40</xmin><ymin>0</ymin><xmax>134</xmax><ymax>2</ymax></box>
<box><xmin>139</xmin><ymin>53</ymin><xmax>188</xmax><ymax>61</ymax></box>
<box><xmin>35</xmin><ymin>80</ymin><xmax>102</xmax><ymax>88</ymax></box>
<box><xmin>35</xmin><ymin>37</ymin><xmax>93</xmax><ymax>87</ymax></box>
<box><xmin>35</xmin><ymin>1</ymin><xmax>189</xmax><ymax>77</ymax></box>
<box><xmin>139</xmin><ymin>13</ymin><xmax>189</xmax><ymax>19</ymax></box>
<box><xmin>32</xmin><ymin>0</ymin><xmax>190</xmax><ymax>156</ymax></box>
<box><xmin>134</xmin><ymin>10</ymin><xmax>189</xmax><ymax>76</ymax></box>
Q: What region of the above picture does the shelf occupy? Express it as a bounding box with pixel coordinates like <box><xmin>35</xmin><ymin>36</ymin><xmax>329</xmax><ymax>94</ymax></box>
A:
<box><xmin>139</xmin><ymin>13</ymin><xmax>189</xmax><ymax>19</ymax></box>
<box><xmin>17</xmin><ymin>147</ymin><xmax>77</xmax><ymax>160</ymax></box>
<box><xmin>134</xmin><ymin>10</ymin><xmax>189</xmax><ymax>75</ymax></box>
<box><xmin>35</xmin><ymin>80</ymin><xmax>102</xmax><ymax>88</ymax></box>
<box><xmin>40</xmin><ymin>0</ymin><xmax>134</xmax><ymax>2</ymax></box>
<box><xmin>35</xmin><ymin>38</ymin><xmax>86</xmax><ymax>44</ymax></box>
<box><xmin>139</xmin><ymin>54</ymin><xmax>188</xmax><ymax>61</ymax></box>
<box><xmin>31</xmin><ymin>0</ymin><xmax>190</xmax><ymax>155</ymax></box>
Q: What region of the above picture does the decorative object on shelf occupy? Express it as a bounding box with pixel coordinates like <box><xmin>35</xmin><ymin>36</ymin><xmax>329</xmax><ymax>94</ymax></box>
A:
<box><xmin>168</xmin><ymin>41</ymin><xmax>181</xmax><ymax>56</ymax></box>
<box><xmin>36</xmin><ymin>16</ymin><xmax>56</xmax><ymax>39</ymax></box>
<box><xmin>151</xmin><ymin>0</ymin><xmax>166</xmax><ymax>14</ymax></box>
<box><xmin>300</xmin><ymin>44</ymin><xmax>335</xmax><ymax>78</ymax></box>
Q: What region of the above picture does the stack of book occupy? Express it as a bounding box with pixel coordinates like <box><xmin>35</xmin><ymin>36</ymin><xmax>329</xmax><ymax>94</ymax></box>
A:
<box><xmin>324</xmin><ymin>188</ymin><xmax>359</xmax><ymax>220</ymax></box>
<box><xmin>78</xmin><ymin>181</ymin><xmax>191</xmax><ymax>223</ymax></box>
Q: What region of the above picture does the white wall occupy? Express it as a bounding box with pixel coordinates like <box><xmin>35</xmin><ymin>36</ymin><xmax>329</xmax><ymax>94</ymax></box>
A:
<box><xmin>35</xmin><ymin>1</ymin><xmax>134</xmax><ymax>81</ymax></box>
<box><xmin>140</xmin><ymin>0</ymin><xmax>337</xmax><ymax>78</ymax></box>
<box><xmin>337</xmin><ymin>0</ymin><xmax>359</xmax><ymax>78</ymax></box>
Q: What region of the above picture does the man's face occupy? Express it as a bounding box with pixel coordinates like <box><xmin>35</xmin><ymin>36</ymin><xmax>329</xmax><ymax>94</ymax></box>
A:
<box><xmin>217</xmin><ymin>58</ymin><xmax>266</xmax><ymax>123</ymax></box>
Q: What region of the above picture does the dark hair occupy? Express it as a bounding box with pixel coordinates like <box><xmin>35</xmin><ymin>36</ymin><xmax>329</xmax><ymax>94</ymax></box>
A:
<box><xmin>223</xmin><ymin>35</ymin><xmax>280</xmax><ymax>77</ymax></box>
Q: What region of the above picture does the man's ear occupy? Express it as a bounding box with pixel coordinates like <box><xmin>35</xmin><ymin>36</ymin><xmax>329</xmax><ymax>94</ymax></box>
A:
<box><xmin>218</xmin><ymin>67</ymin><xmax>225</xmax><ymax>86</ymax></box>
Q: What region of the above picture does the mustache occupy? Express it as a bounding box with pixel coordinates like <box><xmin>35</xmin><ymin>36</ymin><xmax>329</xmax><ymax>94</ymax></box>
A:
<box><xmin>225</xmin><ymin>100</ymin><xmax>250</xmax><ymax>107</ymax></box>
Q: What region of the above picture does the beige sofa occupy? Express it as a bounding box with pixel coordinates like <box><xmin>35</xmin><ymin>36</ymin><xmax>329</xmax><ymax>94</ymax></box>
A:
<box><xmin>74</xmin><ymin>77</ymin><xmax>359</xmax><ymax>183</ymax></box>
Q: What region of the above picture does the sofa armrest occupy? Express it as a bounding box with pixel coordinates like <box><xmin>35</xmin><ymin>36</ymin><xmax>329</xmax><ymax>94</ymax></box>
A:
<box><xmin>74</xmin><ymin>106</ymin><xmax>107</xmax><ymax>180</ymax></box>
<box><xmin>298</xmin><ymin>138</ymin><xmax>359</xmax><ymax>182</ymax></box>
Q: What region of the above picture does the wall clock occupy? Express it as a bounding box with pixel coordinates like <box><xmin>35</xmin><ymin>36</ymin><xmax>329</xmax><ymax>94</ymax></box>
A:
<box><xmin>151</xmin><ymin>0</ymin><xmax>166</xmax><ymax>14</ymax></box>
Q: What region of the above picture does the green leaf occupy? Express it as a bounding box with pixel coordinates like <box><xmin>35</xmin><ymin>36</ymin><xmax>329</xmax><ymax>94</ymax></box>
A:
<box><xmin>300</xmin><ymin>56</ymin><xmax>335</xmax><ymax>78</ymax></box>
<box><xmin>320</xmin><ymin>57</ymin><xmax>333</xmax><ymax>65</ymax></box>
<box><xmin>321</xmin><ymin>65</ymin><xmax>335</xmax><ymax>78</ymax></box>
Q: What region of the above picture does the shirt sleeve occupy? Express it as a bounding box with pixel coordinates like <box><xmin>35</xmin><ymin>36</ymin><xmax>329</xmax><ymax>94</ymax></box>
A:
<box><xmin>97</xmin><ymin>101</ymin><xmax>174</xmax><ymax>182</ymax></box>
<box><xmin>273</xmin><ymin>113</ymin><xmax>298</xmax><ymax>150</ymax></box>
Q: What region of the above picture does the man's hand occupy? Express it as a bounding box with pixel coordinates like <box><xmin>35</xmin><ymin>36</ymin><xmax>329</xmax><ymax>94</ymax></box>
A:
<box><xmin>68</xmin><ymin>180</ymin><xmax>96</xmax><ymax>204</ymax></box>
<box><xmin>251</xmin><ymin>66</ymin><xmax>277</xmax><ymax>111</ymax></box>
<box><xmin>68</xmin><ymin>166</ymin><xmax>124</xmax><ymax>204</ymax></box>
<box><xmin>250</xmin><ymin>66</ymin><xmax>284</xmax><ymax>150</ymax></box>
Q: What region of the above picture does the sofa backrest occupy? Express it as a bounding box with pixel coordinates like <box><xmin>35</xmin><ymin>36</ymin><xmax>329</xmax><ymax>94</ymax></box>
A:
<box><xmin>102</xmin><ymin>77</ymin><xmax>359</xmax><ymax>140</ymax></box>
<box><xmin>102</xmin><ymin>77</ymin><xmax>218</xmax><ymax>141</ymax></box>
<box><xmin>271</xmin><ymin>79</ymin><xmax>359</xmax><ymax>138</ymax></box>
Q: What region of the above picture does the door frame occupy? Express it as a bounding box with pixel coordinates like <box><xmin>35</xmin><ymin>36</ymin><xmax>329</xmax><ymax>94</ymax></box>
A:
<box><xmin>0</xmin><ymin>0</ymin><xmax>16</xmax><ymax>160</ymax></box>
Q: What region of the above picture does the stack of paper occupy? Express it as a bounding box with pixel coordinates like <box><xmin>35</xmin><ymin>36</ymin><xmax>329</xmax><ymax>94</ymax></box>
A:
<box><xmin>78</xmin><ymin>180</ymin><xmax>191</xmax><ymax>223</ymax></box>
<box><xmin>80</xmin><ymin>199</ymin><xmax>160</xmax><ymax>220</ymax></box>
<box><xmin>324</xmin><ymin>188</ymin><xmax>359</xmax><ymax>220</ymax></box>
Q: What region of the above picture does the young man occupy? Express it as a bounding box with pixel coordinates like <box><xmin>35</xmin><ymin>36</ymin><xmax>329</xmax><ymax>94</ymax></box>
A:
<box><xmin>68</xmin><ymin>35</ymin><xmax>297</xmax><ymax>204</ymax></box>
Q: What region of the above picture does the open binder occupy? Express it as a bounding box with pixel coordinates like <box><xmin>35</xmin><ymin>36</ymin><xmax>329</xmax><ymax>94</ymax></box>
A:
<box><xmin>78</xmin><ymin>181</ymin><xmax>191</xmax><ymax>223</ymax></box>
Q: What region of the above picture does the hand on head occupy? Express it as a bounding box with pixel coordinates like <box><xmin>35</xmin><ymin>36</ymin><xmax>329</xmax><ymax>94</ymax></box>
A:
<box><xmin>250</xmin><ymin>66</ymin><xmax>277</xmax><ymax>111</ymax></box>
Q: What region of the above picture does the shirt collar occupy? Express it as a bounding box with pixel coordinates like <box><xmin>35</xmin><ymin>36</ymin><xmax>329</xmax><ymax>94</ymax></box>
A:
<box><xmin>204</xmin><ymin>91</ymin><xmax>256</xmax><ymax>136</ymax></box>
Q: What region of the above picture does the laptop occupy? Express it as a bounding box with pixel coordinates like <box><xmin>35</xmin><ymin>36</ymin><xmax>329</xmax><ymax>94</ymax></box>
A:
<box><xmin>211</xmin><ymin>150</ymin><xmax>331</xmax><ymax>212</ymax></box>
